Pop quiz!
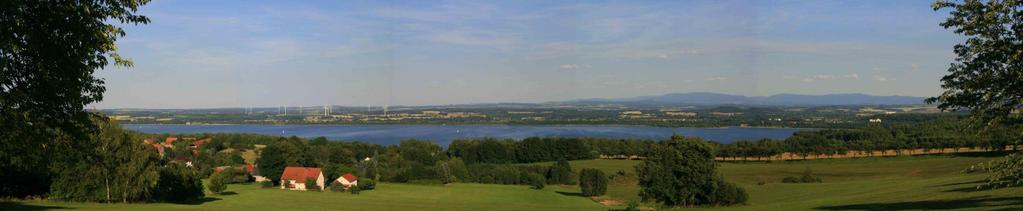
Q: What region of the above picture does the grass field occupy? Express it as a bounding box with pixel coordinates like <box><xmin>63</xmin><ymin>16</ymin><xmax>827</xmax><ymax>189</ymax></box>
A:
<box><xmin>4</xmin><ymin>152</ymin><xmax>1021</xmax><ymax>210</ymax></box>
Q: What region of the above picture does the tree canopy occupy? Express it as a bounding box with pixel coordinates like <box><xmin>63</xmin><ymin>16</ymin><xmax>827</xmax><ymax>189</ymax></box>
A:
<box><xmin>0</xmin><ymin>0</ymin><xmax>150</xmax><ymax>198</ymax></box>
<box><xmin>928</xmin><ymin>0</ymin><xmax>1023</xmax><ymax>125</ymax></box>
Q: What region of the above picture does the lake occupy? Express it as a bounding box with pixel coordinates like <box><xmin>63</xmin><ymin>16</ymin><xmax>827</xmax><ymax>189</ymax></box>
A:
<box><xmin>122</xmin><ymin>124</ymin><xmax>809</xmax><ymax>146</ymax></box>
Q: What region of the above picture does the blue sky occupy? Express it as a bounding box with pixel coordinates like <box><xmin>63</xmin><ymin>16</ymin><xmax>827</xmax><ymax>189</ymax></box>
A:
<box><xmin>95</xmin><ymin>0</ymin><xmax>962</xmax><ymax>108</ymax></box>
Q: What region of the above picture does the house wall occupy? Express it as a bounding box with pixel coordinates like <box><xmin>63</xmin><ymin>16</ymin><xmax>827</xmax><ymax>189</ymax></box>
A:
<box><xmin>316</xmin><ymin>173</ymin><xmax>325</xmax><ymax>191</ymax></box>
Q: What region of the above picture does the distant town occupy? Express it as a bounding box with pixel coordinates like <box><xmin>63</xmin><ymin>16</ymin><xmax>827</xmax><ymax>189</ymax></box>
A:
<box><xmin>101</xmin><ymin>102</ymin><xmax>951</xmax><ymax>128</ymax></box>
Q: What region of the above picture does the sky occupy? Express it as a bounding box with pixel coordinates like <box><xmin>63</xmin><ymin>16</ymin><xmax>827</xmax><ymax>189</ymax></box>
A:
<box><xmin>95</xmin><ymin>0</ymin><xmax>964</xmax><ymax>109</ymax></box>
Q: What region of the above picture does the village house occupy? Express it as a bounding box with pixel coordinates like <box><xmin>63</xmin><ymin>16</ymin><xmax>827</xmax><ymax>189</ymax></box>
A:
<box><xmin>280</xmin><ymin>167</ymin><xmax>325</xmax><ymax>191</ymax></box>
<box><xmin>248</xmin><ymin>164</ymin><xmax>270</xmax><ymax>182</ymax></box>
<box><xmin>333</xmin><ymin>173</ymin><xmax>359</xmax><ymax>190</ymax></box>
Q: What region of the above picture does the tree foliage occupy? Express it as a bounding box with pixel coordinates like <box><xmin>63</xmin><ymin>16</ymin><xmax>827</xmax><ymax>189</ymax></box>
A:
<box><xmin>928</xmin><ymin>0</ymin><xmax>1023</xmax><ymax>125</ymax></box>
<box><xmin>207</xmin><ymin>172</ymin><xmax>228</xmax><ymax>194</ymax></box>
<box><xmin>0</xmin><ymin>0</ymin><xmax>149</xmax><ymax>198</ymax></box>
<box><xmin>153</xmin><ymin>163</ymin><xmax>205</xmax><ymax>202</ymax></box>
<box><xmin>579</xmin><ymin>168</ymin><xmax>607</xmax><ymax>197</ymax></box>
<box><xmin>547</xmin><ymin>158</ymin><xmax>573</xmax><ymax>185</ymax></box>
<box><xmin>636</xmin><ymin>135</ymin><xmax>746</xmax><ymax>207</ymax></box>
<box><xmin>49</xmin><ymin>118</ymin><xmax>160</xmax><ymax>202</ymax></box>
<box><xmin>930</xmin><ymin>0</ymin><xmax>1023</xmax><ymax>190</ymax></box>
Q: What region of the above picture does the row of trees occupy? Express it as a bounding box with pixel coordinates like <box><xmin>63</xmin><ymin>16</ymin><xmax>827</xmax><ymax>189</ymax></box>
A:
<box><xmin>447</xmin><ymin>137</ymin><xmax>658</xmax><ymax>164</ymax></box>
<box><xmin>47</xmin><ymin>118</ymin><xmax>206</xmax><ymax>202</ymax></box>
<box><xmin>716</xmin><ymin>117</ymin><xmax>1023</xmax><ymax>160</ymax></box>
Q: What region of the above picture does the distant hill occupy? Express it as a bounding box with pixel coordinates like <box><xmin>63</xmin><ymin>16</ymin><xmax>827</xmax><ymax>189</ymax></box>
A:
<box><xmin>570</xmin><ymin>92</ymin><xmax>926</xmax><ymax>106</ymax></box>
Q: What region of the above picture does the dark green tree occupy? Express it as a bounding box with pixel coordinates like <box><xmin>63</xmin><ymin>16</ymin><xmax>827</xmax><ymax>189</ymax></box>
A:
<box><xmin>257</xmin><ymin>143</ymin><xmax>288</xmax><ymax>184</ymax></box>
<box><xmin>579</xmin><ymin>168</ymin><xmax>607</xmax><ymax>197</ymax></box>
<box><xmin>928</xmin><ymin>0</ymin><xmax>1023</xmax><ymax>125</ymax></box>
<box><xmin>636</xmin><ymin>135</ymin><xmax>746</xmax><ymax>207</ymax></box>
<box><xmin>0</xmin><ymin>0</ymin><xmax>149</xmax><ymax>198</ymax></box>
<box><xmin>48</xmin><ymin>118</ymin><xmax>160</xmax><ymax>202</ymax></box>
<box><xmin>207</xmin><ymin>172</ymin><xmax>228</xmax><ymax>194</ymax></box>
<box><xmin>546</xmin><ymin>157</ymin><xmax>572</xmax><ymax>185</ymax></box>
<box><xmin>930</xmin><ymin>0</ymin><xmax>1023</xmax><ymax>189</ymax></box>
<box><xmin>153</xmin><ymin>163</ymin><xmax>205</xmax><ymax>202</ymax></box>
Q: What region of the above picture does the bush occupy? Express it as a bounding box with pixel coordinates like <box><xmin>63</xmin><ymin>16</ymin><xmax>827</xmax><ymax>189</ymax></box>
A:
<box><xmin>527</xmin><ymin>173</ymin><xmax>546</xmax><ymax>190</ymax></box>
<box><xmin>579</xmin><ymin>168</ymin><xmax>607</xmax><ymax>196</ymax></box>
<box><xmin>329</xmin><ymin>181</ymin><xmax>347</xmax><ymax>192</ymax></box>
<box><xmin>782</xmin><ymin>168</ymin><xmax>822</xmax><ymax>183</ymax></box>
<box><xmin>207</xmin><ymin>172</ymin><xmax>228</xmax><ymax>194</ymax></box>
<box><xmin>153</xmin><ymin>163</ymin><xmax>205</xmax><ymax>202</ymax></box>
<box><xmin>546</xmin><ymin>158</ymin><xmax>573</xmax><ymax>185</ymax></box>
<box><xmin>781</xmin><ymin>176</ymin><xmax>801</xmax><ymax>183</ymax></box>
<box><xmin>349</xmin><ymin>185</ymin><xmax>361</xmax><ymax>195</ymax></box>
<box><xmin>609</xmin><ymin>201</ymin><xmax>640</xmax><ymax>211</ymax></box>
<box><xmin>358</xmin><ymin>179</ymin><xmax>376</xmax><ymax>190</ymax></box>
<box><xmin>260</xmin><ymin>181</ymin><xmax>274</xmax><ymax>188</ymax></box>
<box><xmin>305</xmin><ymin>178</ymin><xmax>320</xmax><ymax>191</ymax></box>
<box><xmin>710</xmin><ymin>178</ymin><xmax>748</xmax><ymax>206</ymax></box>
<box><xmin>636</xmin><ymin>136</ymin><xmax>747</xmax><ymax>207</ymax></box>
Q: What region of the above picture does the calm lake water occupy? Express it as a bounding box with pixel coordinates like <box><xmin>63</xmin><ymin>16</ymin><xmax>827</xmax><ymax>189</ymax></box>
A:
<box><xmin>122</xmin><ymin>124</ymin><xmax>809</xmax><ymax>146</ymax></box>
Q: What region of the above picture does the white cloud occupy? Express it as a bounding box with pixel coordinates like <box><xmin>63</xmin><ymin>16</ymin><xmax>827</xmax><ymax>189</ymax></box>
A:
<box><xmin>873</xmin><ymin>75</ymin><xmax>895</xmax><ymax>82</ymax></box>
<box><xmin>705</xmin><ymin>77</ymin><xmax>727</xmax><ymax>81</ymax></box>
<box><xmin>785</xmin><ymin>74</ymin><xmax>859</xmax><ymax>82</ymax></box>
<box><xmin>656</xmin><ymin>53</ymin><xmax>671</xmax><ymax>59</ymax></box>
<box><xmin>559</xmin><ymin>64</ymin><xmax>579</xmax><ymax>70</ymax></box>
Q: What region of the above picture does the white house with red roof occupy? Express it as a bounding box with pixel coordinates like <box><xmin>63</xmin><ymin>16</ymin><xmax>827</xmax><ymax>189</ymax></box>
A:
<box><xmin>334</xmin><ymin>173</ymin><xmax>359</xmax><ymax>190</ymax></box>
<box><xmin>280</xmin><ymin>167</ymin><xmax>325</xmax><ymax>191</ymax></box>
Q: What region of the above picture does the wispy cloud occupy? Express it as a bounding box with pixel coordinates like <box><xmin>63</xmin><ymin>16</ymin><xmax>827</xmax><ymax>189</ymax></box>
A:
<box><xmin>705</xmin><ymin>76</ymin><xmax>727</xmax><ymax>81</ymax></box>
<box><xmin>873</xmin><ymin>75</ymin><xmax>896</xmax><ymax>82</ymax></box>
<box><xmin>559</xmin><ymin>64</ymin><xmax>580</xmax><ymax>70</ymax></box>
<box><xmin>784</xmin><ymin>74</ymin><xmax>859</xmax><ymax>82</ymax></box>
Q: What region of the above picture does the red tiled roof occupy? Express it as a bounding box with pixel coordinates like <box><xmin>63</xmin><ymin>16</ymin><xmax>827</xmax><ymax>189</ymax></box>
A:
<box><xmin>281</xmin><ymin>167</ymin><xmax>322</xmax><ymax>182</ymax></box>
<box><xmin>341</xmin><ymin>173</ymin><xmax>358</xmax><ymax>182</ymax></box>
<box><xmin>164</xmin><ymin>137</ymin><xmax>178</xmax><ymax>145</ymax></box>
<box><xmin>245</xmin><ymin>164</ymin><xmax>254</xmax><ymax>173</ymax></box>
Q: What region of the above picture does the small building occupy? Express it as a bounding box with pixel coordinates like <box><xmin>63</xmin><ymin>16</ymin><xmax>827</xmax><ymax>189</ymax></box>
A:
<box><xmin>334</xmin><ymin>173</ymin><xmax>359</xmax><ymax>190</ymax></box>
<box><xmin>869</xmin><ymin>118</ymin><xmax>882</xmax><ymax>123</ymax></box>
<box><xmin>248</xmin><ymin>164</ymin><xmax>269</xmax><ymax>182</ymax></box>
<box><xmin>280</xmin><ymin>167</ymin><xmax>325</xmax><ymax>191</ymax></box>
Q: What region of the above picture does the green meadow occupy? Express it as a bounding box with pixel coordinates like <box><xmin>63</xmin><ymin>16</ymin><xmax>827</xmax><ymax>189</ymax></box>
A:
<box><xmin>4</xmin><ymin>152</ymin><xmax>1021</xmax><ymax>210</ymax></box>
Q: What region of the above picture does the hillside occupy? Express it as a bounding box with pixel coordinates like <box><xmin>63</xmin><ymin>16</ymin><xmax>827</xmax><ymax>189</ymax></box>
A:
<box><xmin>571</xmin><ymin>92</ymin><xmax>926</xmax><ymax>106</ymax></box>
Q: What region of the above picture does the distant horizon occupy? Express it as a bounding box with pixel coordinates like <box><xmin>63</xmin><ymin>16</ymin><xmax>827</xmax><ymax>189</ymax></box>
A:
<box><xmin>95</xmin><ymin>0</ymin><xmax>958</xmax><ymax>109</ymax></box>
<box><xmin>96</xmin><ymin>91</ymin><xmax>931</xmax><ymax>110</ymax></box>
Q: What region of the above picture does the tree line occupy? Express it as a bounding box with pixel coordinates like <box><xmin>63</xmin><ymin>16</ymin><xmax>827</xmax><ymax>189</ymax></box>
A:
<box><xmin>716</xmin><ymin>117</ymin><xmax>1023</xmax><ymax>160</ymax></box>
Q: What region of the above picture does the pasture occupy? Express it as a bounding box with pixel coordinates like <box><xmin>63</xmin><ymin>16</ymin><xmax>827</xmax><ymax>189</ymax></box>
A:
<box><xmin>4</xmin><ymin>152</ymin><xmax>1020</xmax><ymax>210</ymax></box>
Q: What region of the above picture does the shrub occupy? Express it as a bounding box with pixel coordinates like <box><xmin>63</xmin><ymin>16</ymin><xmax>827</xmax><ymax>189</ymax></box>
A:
<box><xmin>305</xmin><ymin>178</ymin><xmax>320</xmax><ymax>191</ymax></box>
<box><xmin>260</xmin><ymin>181</ymin><xmax>274</xmax><ymax>188</ymax></box>
<box><xmin>636</xmin><ymin>136</ymin><xmax>747</xmax><ymax>207</ymax></box>
<box><xmin>358</xmin><ymin>179</ymin><xmax>376</xmax><ymax>190</ymax></box>
<box><xmin>207</xmin><ymin>172</ymin><xmax>228</xmax><ymax>194</ymax></box>
<box><xmin>349</xmin><ymin>185</ymin><xmax>361</xmax><ymax>195</ymax></box>
<box><xmin>710</xmin><ymin>177</ymin><xmax>748</xmax><ymax>206</ymax></box>
<box><xmin>781</xmin><ymin>176</ymin><xmax>801</xmax><ymax>183</ymax></box>
<box><xmin>609</xmin><ymin>201</ymin><xmax>640</xmax><ymax>211</ymax></box>
<box><xmin>782</xmin><ymin>168</ymin><xmax>822</xmax><ymax>183</ymax></box>
<box><xmin>153</xmin><ymin>163</ymin><xmax>205</xmax><ymax>202</ymax></box>
<box><xmin>579</xmin><ymin>168</ymin><xmax>607</xmax><ymax>196</ymax></box>
<box><xmin>546</xmin><ymin>158</ymin><xmax>573</xmax><ymax>185</ymax></box>
<box><xmin>527</xmin><ymin>173</ymin><xmax>546</xmax><ymax>190</ymax></box>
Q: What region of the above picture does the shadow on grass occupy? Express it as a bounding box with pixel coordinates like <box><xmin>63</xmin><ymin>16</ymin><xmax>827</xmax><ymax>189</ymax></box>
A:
<box><xmin>947</xmin><ymin>151</ymin><xmax>1015</xmax><ymax>158</ymax></box>
<box><xmin>814</xmin><ymin>196</ymin><xmax>1023</xmax><ymax>210</ymax></box>
<box><xmin>0</xmin><ymin>202</ymin><xmax>73</xmax><ymax>210</ymax></box>
<box><xmin>935</xmin><ymin>179</ymin><xmax>986</xmax><ymax>187</ymax></box>
<box><xmin>166</xmin><ymin>197</ymin><xmax>221</xmax><ymax>205</ymax></box>
<box><xmin>554</xmin><ymin>191</ymin><xmax>586</xmax><ymax>197</ymax></box>
<box><xmin>217</xmin><ymin>191</ymin><xmax>238</xmax><ymax>196</ymax></box>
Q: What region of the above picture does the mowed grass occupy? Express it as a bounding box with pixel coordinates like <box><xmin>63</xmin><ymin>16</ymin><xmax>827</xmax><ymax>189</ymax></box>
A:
<box><xmin>543</xmin><ymin>152</ymin><xmax>1023</xmax><ymax>210</ymax></box>
<box><xmin>2</xmin><ymin>183</ymin><xmax>603</xmax><ymax>211</ymax></box>
<box><xmin>5</xmin><ymin>152</ymin><xmax>1022</xmax><ymax>210</ymax></box>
